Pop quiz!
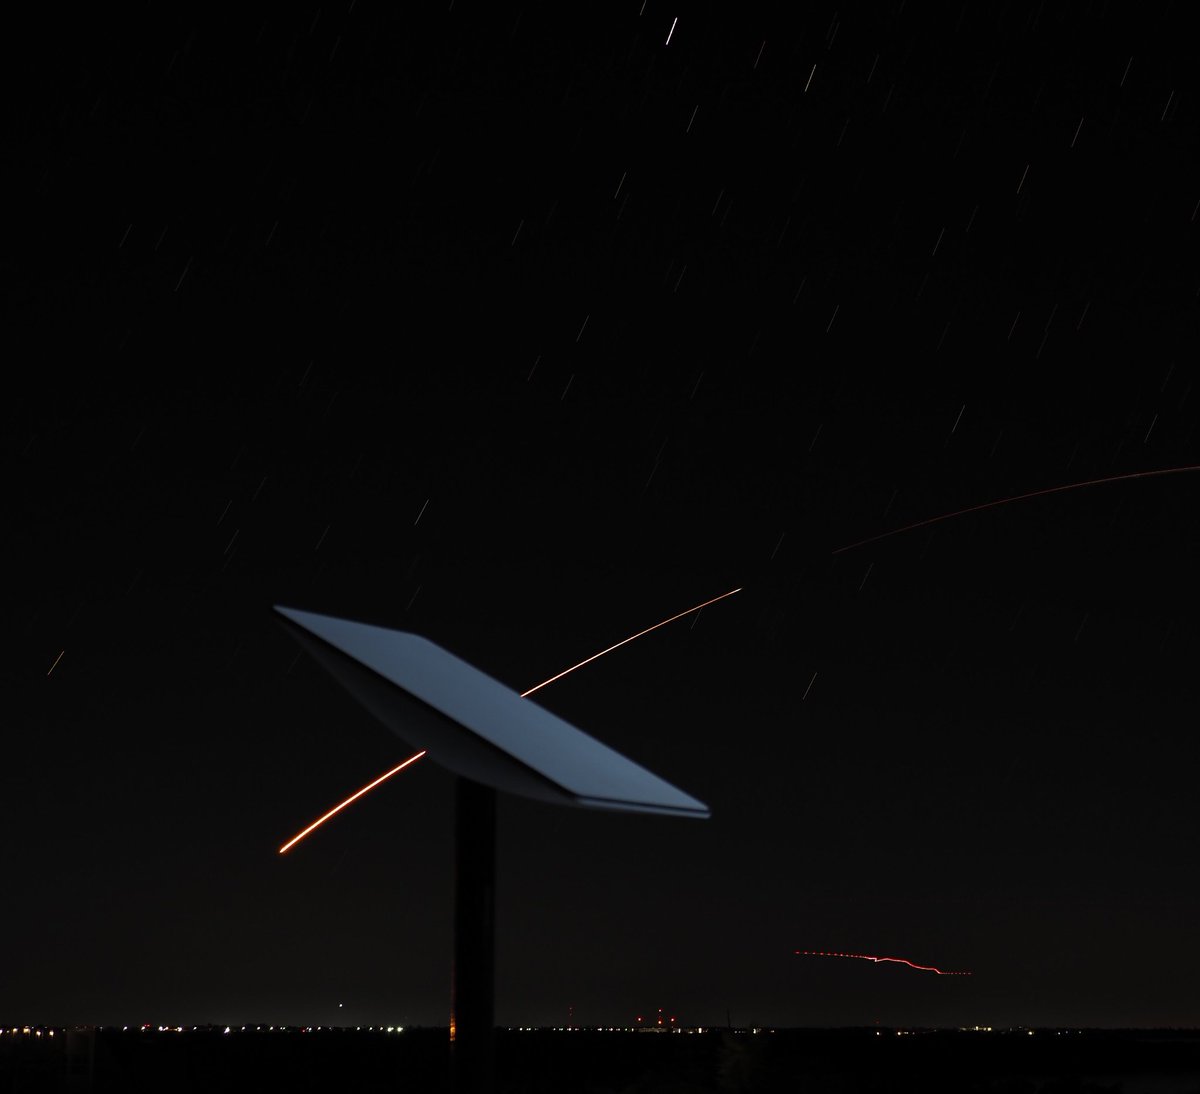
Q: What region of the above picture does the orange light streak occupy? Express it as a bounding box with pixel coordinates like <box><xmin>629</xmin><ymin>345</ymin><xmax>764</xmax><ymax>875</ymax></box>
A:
<box><xmin>519</xmin><ymin>587</ymin><xmax>742</xmax><ymax>698</ymax></box>
<box><xmin>795</xmin><ymin>950</ymin><xmax>971</xmax><ymax>975</ymax></box>
<box><xmin>831</xmin><ymin>464</ymin><xmax>1200</xmax><ymax>555</ymax></box>
<box><xmin>279</xmin><ymin>588</ymin><xmax>741</xmax><ymax>853</ymax></box>
<box><xmin>278</xmin><ymin>751</ymin><xmax>426</xmax><ymax>854</ymax></box>
<box><xmin>46</xmin><ymin>650</ymin><xmax>65</xmax><ymax>677</ymax></box>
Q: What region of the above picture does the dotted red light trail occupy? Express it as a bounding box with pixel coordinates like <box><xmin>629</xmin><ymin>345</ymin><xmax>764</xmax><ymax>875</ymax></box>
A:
<box><xmin>795</xmin><ymin>950</ymin><xmax>972</xmax><ymax>976</ymax></box>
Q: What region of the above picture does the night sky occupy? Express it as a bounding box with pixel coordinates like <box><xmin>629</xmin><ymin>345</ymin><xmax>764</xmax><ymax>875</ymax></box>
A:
<box><xmin>6</xmin><ymin>4</ymin><xmax>1199</xmax><ymax>1031</ymax></box>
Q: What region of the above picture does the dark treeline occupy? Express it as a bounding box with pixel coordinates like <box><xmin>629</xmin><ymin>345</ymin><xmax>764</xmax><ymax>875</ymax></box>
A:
<box><xmin>3</xmin><ymin>1027</ymin><xmax>1200</xmax><ymax>1092</ymax></box>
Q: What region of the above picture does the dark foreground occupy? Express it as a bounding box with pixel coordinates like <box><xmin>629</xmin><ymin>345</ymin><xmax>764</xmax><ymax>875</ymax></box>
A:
<box><xmin>3</xmin><ymin>1027</ymin><xmax>1200</xmax><ymax>1093</ymax></box>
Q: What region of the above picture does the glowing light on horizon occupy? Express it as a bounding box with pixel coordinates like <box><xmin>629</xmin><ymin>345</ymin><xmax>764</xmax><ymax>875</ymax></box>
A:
<box><xmin>831</xmin><ymin>464</ymin><xmax>1200</xmax><ymax>555</ymax></box>
<box><xmin>279</xmin><ymin>588</ymin><xmax>741</xmax><ymax>852</ymax></box>
<box><xmin>278</xmin><ymin>751</ymin><xmax>427</xmax><ymax>854</ymax></box>
<box><xmin>794</xmin><ymin>950</ymin><xmax>971</xmax><ymax>976</ymax></box>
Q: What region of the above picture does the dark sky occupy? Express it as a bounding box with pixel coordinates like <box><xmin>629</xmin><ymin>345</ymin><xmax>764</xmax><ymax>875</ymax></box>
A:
<box><xmin>5</xmin><ymin>4</ymin><xmax>1198</xmax><ymax>1031</ymax></box>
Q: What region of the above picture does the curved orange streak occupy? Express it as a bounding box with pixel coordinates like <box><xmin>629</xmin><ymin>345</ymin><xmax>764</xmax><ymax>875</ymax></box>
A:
<box><xmin>519</xmin><ymin>587</ymin><xmax>741</xmax><ymax>697</ymax></box>
<box><xmin>831</xmin><ymin>464</ymin><xmax>1200</xmax><ymax>555</ymax></box>
<box><xmin>278</xmin><ymin>751</ymin><xmax>426</xmax><ymax>854</ymax></box>
<box><xmin>279</xmin><ymin>588</ymin><xmax>741</xmax><ymax>853</ymax></box>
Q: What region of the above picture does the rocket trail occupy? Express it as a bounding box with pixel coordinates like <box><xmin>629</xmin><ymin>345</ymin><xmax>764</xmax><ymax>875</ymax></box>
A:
<box><xmin>794</xmin><ymin>950</ymin><xmax>971</xmax><ymax>975</ymax></box>
<box><xmin>278</xmin><ymin>752</ymin><xmax>427</xmax><ymax>854</ymax></box>
<box><xmin>519</xmin><ymin>586</ymin><xmax>741</xmax><ymax>697</ymax></box>
<box><xmin>278</xmin><ymin>465</ymin><xmax>1197</xmax><ymax>853</ymax></box>
<box><xmin>278</xmin><ymin>588</ymin><xmax>741</xmax><ymax>852</ymax></box>
<box><xmin>830</xmin><ymin>463</ymin><xmax>1200</xmax><ymax>555</ymax></box>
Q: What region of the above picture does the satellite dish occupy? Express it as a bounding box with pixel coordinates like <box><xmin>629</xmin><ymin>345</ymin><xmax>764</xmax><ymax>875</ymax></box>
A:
<box><xmin>275</xmin><ymin>604</ymin><xmax>710</xmax><ymax>1093</ymax></box>
<box><xmin>275</xmin><ymin>606</ymin><xmax>709</xmax><ymax>818</ymax></box>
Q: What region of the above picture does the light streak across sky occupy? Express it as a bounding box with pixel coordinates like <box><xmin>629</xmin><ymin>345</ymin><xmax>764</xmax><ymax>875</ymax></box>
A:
<box><xmin>830</xmin><ymin>464</ymin><xmax>1200</xmax><ymax>555</ymax></box>
<box><xmin>278</xmin><ymin>751</ymin><xmax>426</xmax><ymax>854</ymax></box>
<box><xmin>279</xmin><ymin>465</ymin><xmax>1199</xmax><ymax>853</ymax></box>
<box><xmin>279</xmin><ymin>588</ymin><xmax>741</xmax><ymax>853</ymax></box>
<box><xmin>519</xmin><ymin>587</ymin><xmax>741</xmax><ymax>697</ymax></box>
<box><xmin>794</xmin><ymin>950</ymin><xmax>972</xmax><ymax>976</ymax></box>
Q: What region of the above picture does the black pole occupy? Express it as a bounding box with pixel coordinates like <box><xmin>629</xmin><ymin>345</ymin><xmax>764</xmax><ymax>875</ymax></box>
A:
<box><xmin>452</xmin><ymin>776</ymin><xmax>496</xmax><ymax>1094</ymax></box>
